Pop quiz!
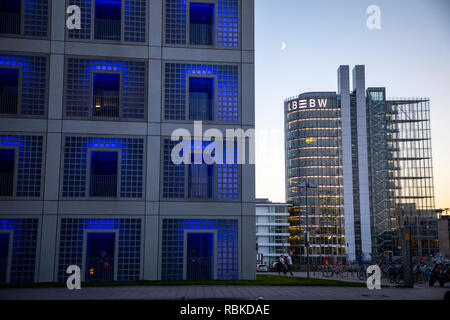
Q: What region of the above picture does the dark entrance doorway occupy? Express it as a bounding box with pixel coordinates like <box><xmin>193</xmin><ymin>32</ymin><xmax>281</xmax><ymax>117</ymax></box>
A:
<box><xmin>0</xmin><ymin>233</ymin><xmax>9</xmax><ymax>283</ymax></box>
<box><xmin>85</xmin><ymin>233</ymin><xmax>115</xmax><ymax>281</ymax></box>
<box><xmin>186</xmin><ymin>233</ymin><xmax>214</xmax><ymax>280</ymax></box>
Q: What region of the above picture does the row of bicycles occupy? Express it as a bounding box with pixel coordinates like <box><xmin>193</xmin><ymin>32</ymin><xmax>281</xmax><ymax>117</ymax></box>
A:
<box><xmin>316</xmin><ymin>256</ymin><xmax>450</xmax><ymax>287</ymax></box>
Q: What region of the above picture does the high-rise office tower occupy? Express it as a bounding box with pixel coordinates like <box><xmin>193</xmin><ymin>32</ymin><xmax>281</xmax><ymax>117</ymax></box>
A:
<box><xmin>0</xmin><ymin>0</ymin><xmax>255</xmax><ymax>283</ymax></box>
<box><xmin>284</xmin><ymin>65</ymin><xmax>438</xmax><ymax>263</ymax></box>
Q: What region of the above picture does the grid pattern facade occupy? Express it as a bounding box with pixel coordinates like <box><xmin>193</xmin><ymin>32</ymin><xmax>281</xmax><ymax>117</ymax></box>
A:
<box><xmin>164</xmin><ymin>63</ymin><xmax>239</xmax><ymax>122</ymax></box>
<box><xmin>161</xmin><ymin>218</ymin><xmax>239</xmax><ymax>280</ymax></box>
<box><xmin>1</xmin><ymin>218</ymin><xmax>39</xmax><ymax>283</ymax></box>
<box><xmin>23</xmin><ymin>0</ymin><xmax>49</xmax><ymax>37</ymax></box>
<box><xmin>57</xmin><ymin>218</ymin><xmax>142</xmax><ymax>282</ymax></box>
<box><xmin>67</xmin><ymin>0</ymin><xmax>92</xmax><ymax>40</ymax></box>
<box><xmin>217</xmin><ymin>0</ymin><xmax>239</xmax><ymax>47</ymax></box>
<box><xmin>64</xmin><ymin>57</ymin><xmax>146</xmax><ymax>120</ymax></box>
<box><xmin>1</xmin><ymin>135</ymin><xmax>44</xmax><ymax>198</ymax></box>
<box><xmin>61</xmin><ymin>136</ymin><xmax>144</xmax><ymax>199</ymax></box>
<box><xmin>0</xmin><ymin>54</ymin><xmax>48</xmax><ymax>116</ymax></box>
<box><xmin>124</xmin><ymin>0</ymin><xmax>147</xmax><ymax>43</ymax></box>
<box><xmin>162</xmin><ymin>138</ymin><xmax>185</xmax><ymax>199</ymax></box>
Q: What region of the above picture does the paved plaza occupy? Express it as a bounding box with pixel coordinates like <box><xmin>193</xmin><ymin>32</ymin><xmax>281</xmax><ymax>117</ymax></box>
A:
<box><xmin>0</xmin><ymin>283</ymin><xmax>448</xmax><ymax>300</ymax></box>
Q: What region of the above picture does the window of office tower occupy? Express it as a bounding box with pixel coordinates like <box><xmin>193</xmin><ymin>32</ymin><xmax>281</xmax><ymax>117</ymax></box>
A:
<box><xmin>95</xmin><ymin>0</ymin><xmax>122</xmax><ymax>41</ymax></box>
<box><xmin>89</xmin><ymin>151</ymin><xmax>118</xmax><ymax>197</ymax></box>
<box><xmin>0</xmin><ymin>149</ymin><xmax>15</xmax><ymax>197</ymax></box>
<box><xmin>0</xmin><ymin>0</ymin><xmax>21</xmax><ymax>34</ymax></box>
<box><xmin>189</xmin><ymin>77</ymin><xmax>214</xmax><ymax>120</ymax></box>
<box><xmin>92</xmin><ymin>73</ymin><xmax>121</xmax><ymax>118</ymax></box>
<box><xmin>0</xmin><ymin>68</ymin><xmax>19</xmax><ymax>114</ymax></box>
<box><xmin>190</xmin><ymin>3</ymin><xmax>214</xmax><ymax>45</ymax></box>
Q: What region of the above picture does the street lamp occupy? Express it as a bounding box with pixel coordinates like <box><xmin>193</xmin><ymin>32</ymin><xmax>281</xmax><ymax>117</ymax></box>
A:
<box><xmin>298</xmin><ymin>182</ymin><xmax>317</xmax><ymax>278</ymax></box>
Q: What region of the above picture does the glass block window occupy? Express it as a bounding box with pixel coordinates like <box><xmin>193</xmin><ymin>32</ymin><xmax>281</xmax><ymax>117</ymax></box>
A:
<box><xmin>67</xmin><ymin>0</ymin><xmax>92</xmax><ymax>40</ymax></box>
<box><xmin>67</xmin><ymin>0</ymin><xmax>146</xmax><ymax>42</ymax></box>
<box><xmin>161</xmin><ymin>219</ymin><xmax>239</xmax><ymax>280</ymax></box>
<box><xmin>1</xmin><ymin>218</ymin><xmax>39</xmax><ymax>283</ymax></box>
<box><xmin>163</xmin><ymin>138</ymin><xmax>185</xmax><ymax>199</ymax></box>
<box><xmin>57</xmin><ymin>218</ymin><xmax>142</xmax><ymax>282</ymax></box>
<box><xmin>217</xmin><ymin>0</ymin><xmax>239</xmax><ymax>47</ymax></box>
<box><xmin>0</xmin><ymin>54</ymin><xmax>47</xmax><ymax>116</ymax></box>
<box><xmin>165</xmin><ymin>0</ymin><xmax>187</xmax><ymax>45</ymax></box>
<box><xmin>0</xmin><ymin>135</ymin><xmax>43</xmax><ymax>198</ymax></box>
<box><xmin>164</xmin><ymin>63</ymin><xmax>239</xmax><ymax>122</ymax></box>
<box><xmin>24</xmin><ymin>0</ymin><xmax>48</xmax><ymax>37</ymax></box>
<box><xmin>217</xmin><ymin>143</ymin><xmax>239</xmax><ymax>200</ymax></box>
<box><xmin>165</xmin><ymin>0</ymin><xmax>239</xmax><ymax>47</ymax></box>
<box><xmin>162</xmin><ymin>138</ymin><xmax>240</xmax><ymax>200</ymax></box>
<box><xmin>62</xmin><ymin>136</ymin><xmax>144</xmax><ymax>199</ymax></box>
<box><xmin>65</xmin><ymin>57</ymin><xmax>146</xmax><ymax>120</ymax></box>
<box><xmin>124</xmin><ymin>0</ymin><xmax>146</xmax><ymax>43</ymax></box>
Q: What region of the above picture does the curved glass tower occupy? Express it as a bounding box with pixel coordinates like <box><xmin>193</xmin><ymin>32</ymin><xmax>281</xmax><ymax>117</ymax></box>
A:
<box><xmin>284</xmin><ymin>92</ymin><xmax>346</xmax><ymax>264</ymax></box>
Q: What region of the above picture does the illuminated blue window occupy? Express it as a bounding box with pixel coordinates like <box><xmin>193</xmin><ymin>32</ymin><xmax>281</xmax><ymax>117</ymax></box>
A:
<box><xmin>0</xmin><ymin>233</ymin><xmax>9</xmax><ymax>283</ymax></box>
<box><xmin>190</xmin><ymin>3</ymin><xmax>214</xmax><ymax>46</ymax></box>
<box><xmin>0</xmin><ymin>68</ymin><xmax>19</xmax><ymax>114</ymax></box>
<box><xmin>90</xmin><ymin>151</ymin><xmax>118</xmax><ymax>197</ymax></box>
<box><xmin>161</xmin><ymin>219</ymin><xmax>239</xmax><ymax>280</ymax></box>
<box><xmin>62</xmin><ymin>136</ymin><xmax>144</xmax><ymax>199</ymax></box>
<box><xmin>95</xmin><ymin>0</ymin><xmax>121</xmax><ymax>41</ymax></box>
<box><xmin>68</xmin><ymin>0</ymin><xmax>145</xmax><ymax>42</ymax></box>
<box><xmin>92</xmin><ymin>73</ymin><xmax>120</xmax><ymax>118</ymax></box>
<box><xmin>0</xmin><ymin>149</ymin><xmax>15</xmax><ymax>197</ymax></box>
<box><xmin>0</xmin><ymin>135</ymin><xmax>43</xmax><ymax>198</ymax></box>
<box><xmin>0</xmin><ymin>0</ymin><xmax>21</xmax><ymax>34</ymax></box>
<box><xmin>164</xmin><ymin>63</ymin><xmax>238</xmax><ymax>122</ymax></box>
<box><xmin>0</xmin><ymin>218</ymin><xmax>39</xmax><ymax>283</ymax></box>
<box><xmin>58</xmin><ymin>218</ymin><xmax>142</xmax><ymax>282</ymax></box>
<box><xmin>0</xmin><ymin>54</ymin><xmax>47</xmax><ymax>116</ymax></box>
<box><xmin>189</xmin><ymin>77</ymin><xmax>214</xmax><ymax>120</ymax></box>
<box><xmin>65</xmin><ymin>57</ymin><xmax>145</xmax><ymax>120</ymax></box>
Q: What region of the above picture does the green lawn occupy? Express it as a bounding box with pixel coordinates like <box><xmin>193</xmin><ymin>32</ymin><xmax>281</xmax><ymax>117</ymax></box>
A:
<box><xmin>0</xmin><ymin>274</ymin><xmax>366</xmax><ymax>289</ymax></box>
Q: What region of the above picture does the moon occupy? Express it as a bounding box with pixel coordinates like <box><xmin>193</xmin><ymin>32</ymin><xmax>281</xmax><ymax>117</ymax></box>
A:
<box><xmin>281</xmin><ymin>42</ymin><xmax>286</xmax><ymax>50</ymax></box>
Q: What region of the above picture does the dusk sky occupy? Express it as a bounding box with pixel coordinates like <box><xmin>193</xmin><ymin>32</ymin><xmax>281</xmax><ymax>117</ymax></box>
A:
<box><xmin>255</xmin><ymin>0</ymin><xmax>450</xmax><ymax>210</ymax></box>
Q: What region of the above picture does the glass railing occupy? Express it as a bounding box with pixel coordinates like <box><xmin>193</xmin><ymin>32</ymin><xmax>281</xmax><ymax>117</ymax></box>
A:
<box><xmin>190</xmin><ymin>24</ymin><xmax>213</xmax><ymax>46</ymax></box>
<box><xmin>0</xmin><ymin>91</ymin><xmax>18</xmax><ymax>114</ymax></box>
<box><xmin>186</xmin><ymin>257</ymin><xmax>214</xmax><ymax>280</ymax></box>
<box><xmin>0</xmin><ymin>12</ymin><xmax>20</xmax><ymax>34</ymax></box>
<box><xmin>0</xmin><ymin>173</ymin><xmax>14</xmax><ymax>197</ymax></box>
<box><xmin>0</xmin><ymin>258</ymin><xmax>7</xmax><ymax>283</ymax></box>
<box><xmin>93</xmin><ymin>94</ymin><xmax>120</xmax><ymax>118</ymax></box>
<box><xmin>94</xmin><ymin>18</ymin><xmax>121</xmax><ymax>41</ymax></box>
<box><xmin>89</xmin><ymin>174</ymin><xmax>117</xmax><ymax>197</ymax></box>
<box><xmin>188</xmin><ymin>181</ymin><xmax>213</xmax><ymax>199</ymax></box>
<box><xmin>189</xmin><ymin>98</ymin><xmax>213</xmax><ymax>120</ymax></box>
<box><xmin>85</xmin><ymin>257</ymin><xmax>114</xmax><ymax>282</ymax></box>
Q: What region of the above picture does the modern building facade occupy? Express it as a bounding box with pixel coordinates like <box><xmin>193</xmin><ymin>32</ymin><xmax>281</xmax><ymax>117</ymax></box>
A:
<box><xmin>0</xmin><ymin>0</ymin><xmax>255</xmax><ymax>283</ymax></box>
<box><xmin>284</xmin><ymin>65</ymin><xmax>438</xmax><ymax>263</ymax></box>
<box><xmin>255</xmin><ymin>198</ymin><xmax>291</xmax><ymax>266</ymax></box>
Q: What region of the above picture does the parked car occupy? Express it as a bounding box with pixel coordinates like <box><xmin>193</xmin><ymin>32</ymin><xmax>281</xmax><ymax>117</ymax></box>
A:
<box><xmin>256</xmin><ymin>264</ymin><xmax>268</xmax><ymax>272</ymax></box>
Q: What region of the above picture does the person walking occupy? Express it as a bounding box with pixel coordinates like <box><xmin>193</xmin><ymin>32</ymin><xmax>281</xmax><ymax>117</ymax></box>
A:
<box><xmin>277</xmin><ymin>255</ymin><xmax>285</xmax><ymax>275</ymax></box>
<box><xmin>286</xmin><ymin>254</ymin><xmax>294</xmax><ymax>276</ymax></box>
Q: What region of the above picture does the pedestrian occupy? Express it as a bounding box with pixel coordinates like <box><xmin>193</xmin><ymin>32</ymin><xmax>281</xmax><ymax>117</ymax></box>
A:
<box><xmin>277</xmin><ymin>255</ymin><xmax>285</xmax><ymax>275</ymax></box>
<box><xmin>286</xmin><ymin>254</ymin><xmax>294</xmax><ymax>276</ymax></box>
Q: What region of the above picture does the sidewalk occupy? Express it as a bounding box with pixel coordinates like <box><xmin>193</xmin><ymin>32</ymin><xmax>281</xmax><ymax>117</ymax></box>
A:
<box><xmin>0</xmin><ymin>283</ymin><xmax>448</xmax><ymax>300</ymax></box>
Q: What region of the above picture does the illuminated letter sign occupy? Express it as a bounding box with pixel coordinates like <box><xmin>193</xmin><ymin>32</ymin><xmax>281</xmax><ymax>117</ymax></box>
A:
<box><xmin>288</xmin><ymin>98</ymin><xmax>328</xmax><ymax>112</ymax></box>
